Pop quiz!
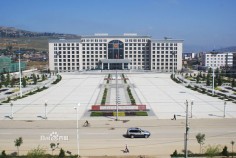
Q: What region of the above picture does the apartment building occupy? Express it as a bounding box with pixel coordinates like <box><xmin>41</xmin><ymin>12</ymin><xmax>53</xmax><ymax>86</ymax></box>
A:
<box><xmin>202</xmin><ymin>52</ymin><xmax>233</xmax><ymax>68</ymax></box>
<box><xmin>48</xmin><ymin>33</ymin><xmax>183</xmax><ymax>72</ymax></box>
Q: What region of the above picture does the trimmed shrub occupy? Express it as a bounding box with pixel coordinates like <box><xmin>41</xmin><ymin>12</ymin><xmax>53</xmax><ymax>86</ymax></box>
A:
<box><xmin>113</xmin><ymin>112</ymin><xmax>125</xmax><ymax>116</ymax></box>
<box><xmin>135</xmin><ymin>111</ymin><xmax>148</xmax><ymax>116</ymax></box>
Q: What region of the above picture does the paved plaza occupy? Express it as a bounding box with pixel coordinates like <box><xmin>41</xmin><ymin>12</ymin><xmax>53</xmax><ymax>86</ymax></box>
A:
<box><xmin>0</xmin><ymin>72</ymin><xmax>235</xmax><ymax>120</ymax></box>
<box><xmin>1</xmin><ymin>72</ymin><xmax>236</xmax><ymax>157</ymax></box>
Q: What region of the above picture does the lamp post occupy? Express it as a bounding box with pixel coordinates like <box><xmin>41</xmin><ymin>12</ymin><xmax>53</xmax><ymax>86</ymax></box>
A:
<box><xmin>115</xmin><ymin>68</ymin><xmax>119</xmax><ymax>121</ymax></box>
<box><xmin>44</xmin><ymin>100</ymin><xmax>47</xmax><ymax>119</ymax></box>
<box><xmin>10</xmin><ymin>102</ymin><xmax>13</xmax><ymax>119</ymax></box>
<box><xmin>190</xmin><ymin>99</ymin><xmax>194</xmax><ymax>118</ymax></box>
<box><xmin>208</xmin><ymin>66</ymin><xmax>215</xmax><ymax>95</ymax></box>
<box><xmin>57</xmin><ymin>52</ymin><xmax>60</xmax><ymax>74</ymax></box>
<box><xmin>212</xmin><ymin>67</ymin><xmax>215</xmax><ymax>96</ymax></box>
<box><xmin>224</xmin><ymin>100</ymin><xmax>227</xmax><ymax>118</ymax></box>
<box><xmin>74</xmin><ymin>103</ymin><xmax>80</xmax><ymax>157</ymax></box>
<box><xmin>18</xmin><ymin>49</ymin><xmax>22</xmax><ymax>97</ymax></box>
<box><xmin>184</xmin><ymin>100</ymin><xmax>189</xmax><ymax>158</ymax></box>
<box><xmin>172</xmin><ymin>51</ymin><xmax>175</xmax><ymax>77</ymax></box>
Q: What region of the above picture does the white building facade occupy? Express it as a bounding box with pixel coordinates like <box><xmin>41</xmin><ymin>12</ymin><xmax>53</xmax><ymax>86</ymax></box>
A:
<box><xmin>49</xmin><ymin>34</ymin><xmax>183</xmax><ymax>72</ymax></box>
<box><xmin>203</xmin><ymin>52</ymin><xmax>233</xmax><ymax>68</ymax></box>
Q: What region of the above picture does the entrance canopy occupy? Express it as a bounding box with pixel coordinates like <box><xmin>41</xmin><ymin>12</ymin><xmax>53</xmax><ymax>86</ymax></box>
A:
<box><xmin>100</xmin><ymin>59</ymin><xmax>131</xmax><ymax>64</ymax></box>
<box><xmin>100</xmin><ymin>59</ymin><xmax>131</xmax><ymax>70</ymax></box>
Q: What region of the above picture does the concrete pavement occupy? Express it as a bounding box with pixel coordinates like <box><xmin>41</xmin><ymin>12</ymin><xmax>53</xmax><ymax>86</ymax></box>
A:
<box><xmin>1</xmin><ymin>72</ymin><xmax>235</xmax><ymax>120</ymax></box>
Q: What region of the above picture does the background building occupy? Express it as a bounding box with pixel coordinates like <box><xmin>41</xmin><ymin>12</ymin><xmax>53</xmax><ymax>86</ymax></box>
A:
<box><xmin>202</xmin><ymin>52</ymin><xmax>233</xmax><ymax>68</ymax></box>
<box><xmin>49</xmin><ymin>34</ymin><xmax>183</xmax><ymax>72</ymax></box>
<box><xmin>0</xmin><ymin>56</ymin><xmax>26</xmax><ymax>73</ymax></box>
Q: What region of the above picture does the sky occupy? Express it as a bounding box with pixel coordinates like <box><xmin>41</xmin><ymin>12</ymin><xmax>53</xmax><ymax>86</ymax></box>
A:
<box><xmin>0</xmin><ymin>0</ymin><xmax>236</xmax><ymax>52</ymax></box>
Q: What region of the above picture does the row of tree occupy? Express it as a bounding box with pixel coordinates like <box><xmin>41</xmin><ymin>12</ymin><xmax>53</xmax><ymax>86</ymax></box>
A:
<box><xmin>1</xmin><ymin>137</ymin><xmax>70</xmax><ymax>157</ymax></box>
<box><xmin>0</xmin><ymin>73</ymin><xmax>48</xmax><ymax>89</ymax></box>
<box><xmin>172</xmin><ymin>132</ymin><xmax>235</xmax><ymax>157</ymax></box>
<box><xmin>184</xmin><ymin>68</ymin><xmax>236</xmax><ymax>88</ymax></box>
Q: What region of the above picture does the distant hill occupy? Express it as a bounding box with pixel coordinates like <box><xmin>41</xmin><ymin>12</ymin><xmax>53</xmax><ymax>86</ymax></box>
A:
<box><xmin>0</xmin><ymin>26</ymin><xmax>80</xmax><ymax>51</ymax></box>
<box><xmin>0</xmin><ymin>26</ymin><xmax>80</xmax><ymax>38</ymax></box>
<box><xmin>215</xmin><ymin>46</ymin><xmax>236</xmax><ymax>52</ymax></box>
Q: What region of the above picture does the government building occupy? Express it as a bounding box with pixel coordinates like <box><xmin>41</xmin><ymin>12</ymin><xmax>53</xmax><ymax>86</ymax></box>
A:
<box><xmin>49</xmin><ymin>33</ymin><xmax>183</xmax><ymax>72</ymax></box>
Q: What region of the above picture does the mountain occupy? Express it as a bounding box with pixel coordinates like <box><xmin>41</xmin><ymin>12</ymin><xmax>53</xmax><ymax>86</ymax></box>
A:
<box><xmin>0</xmin><ymin>26</ymin><xmax>79</xmax><ymax>38</ymax></box>
<box><xmin>215</xmin><ymin>46</ymin><xmax>236</xmax><ymax>52</ymax></box>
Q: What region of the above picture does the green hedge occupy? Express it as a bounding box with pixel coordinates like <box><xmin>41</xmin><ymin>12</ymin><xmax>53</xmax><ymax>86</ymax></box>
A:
<box><xmin>90</xmin><ymin>111</ymin><xmax>148</xmax><ymax>116</ymax></box>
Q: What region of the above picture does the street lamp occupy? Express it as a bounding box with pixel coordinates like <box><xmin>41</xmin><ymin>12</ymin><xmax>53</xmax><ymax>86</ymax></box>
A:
<box><xmin>17</xmin><ymin>49</ymin><xmax>22</xmax><ymax>97</ymax></box>
<box><xmin>115</xmin><ymin>60</ymin><xmax>119</xmax><ymax>121</ymax></box>
<box><xmin>224</xmin><ymin>100</ymin><xmax>227</xmax><ymax>118</ymax></box>
<box><xmin>184</xmin><ymin>100</ymin><xmax>189</xmax><ymax>158</ymax></box>
<box><xmin>212</xmin><ymin>67</ymin><xmax>215</xmax><ymax>96</ymax></box>
<box><xmin>10</xmin><ymin>102</ymin><xmax>13</xmax><ymax>119</ymax></box>
<box><xmin>56</xmin><ymin>52</ymin><xmax>60</xmax><ymax>74</ymax></box>
<box><xmin>190</xmin><ymin>99</ymin><xmax>194</xmax><ymax>118</ymax></box>
<box><xmin>172</xmin><ymin>51</ymin><xmax>175</xmax><ymax>77</ymax></box>
<box><xmin>44</xmin><ymin>100</ymin><xmax>47</xmax><ymax>119</ymax></box>
<box><xmin>74</xmin><ymin>103</ymin><xmax>80</xmax><ymax>157</ymax></box>
<box><xmin>208</xmin><ymin>66</ymin><xmax>215</xmax><ymax>95</ymax></box>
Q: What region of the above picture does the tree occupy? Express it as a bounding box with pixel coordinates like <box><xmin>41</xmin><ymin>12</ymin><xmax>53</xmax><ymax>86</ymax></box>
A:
<box><xmin>205</xmin><ymin>145</ymin><xmax>221</xmax><ymax>158</ymax></box>
<box><xmin>232</xmin><ymin>79</ymin><xmax>235</xmax><ymax>88</ymax></box>
<box><xmin>1</xmin><ymin>150</ymin><xmax>7</xmax><ymax>157</ymax></box>
<box><xmin>22</xmin><ymin>77</ymin><xmax>26</xmax><ymax>87</ymax></box>
<box><xmin>6</xmin><ymin>73</ymin><xmax>10</xmax><ymax>86</ymax></box>
<box><xmin>196</xmin><ymin>133</ymin><xmax>205</xmax><ymax>153</ymax></box>
<box><xmin>215</xmin><ymin>67</ymin><xmax>219</xmax><ymax>75</ymax></box>
<box><xmin>206</xmin><ymin>73</ymin><xmax>211</xmax><ymax>86</ymax></box>
<box><xmin>196</xmin><ymin>74</ymin><xmax>200</xmax><ymax>83</ymax></box>
<box><xmin>203</xmin><ymin>73</ymin><xmax>206</xmax><ymax>81</ymax></box>
<box><xmin>200</xmin><ymin>71</ymin><xmax>203</xmax><ymax>78</ymax></box>
<box><xmin>58</xmin><ymin>148</ymin><xmax>65</xmax><ymax>158</ymax></box>
<box><xmin>217</xmin><ymin>74</ymin><xmax>223</xmax><ymax>86</ymax></box>
<box><xmin>231</xmin><ymin>141</ymin><xmax>235</xmax><ymax>158</ymax></box>
<box><xmin>222</xmin><ymin>146</ymin><xmax>229</xmax><ymax>156</ymax></box>
<box><xmin>42</xmin><ymin>74</ymin><xmax>46</xmax><ymax>81</ymax></box>
<box><xmin>27</xmin><ymin>146</ymin><xmax>46</xmax><ymax>158</ymax></box>
<box><xmin>208</xmin><ymin>68</ymin><xmax>212</xmax><ymax>74</ymax></box>
<box><xmin>50</xmin><ymin>143</ymin><xmax>56</xmax><ymax>155</ymax></box>
<box><xmin>14</xmin><ymin>137</ymin><xmax>23</xmax><ymax>156</ymax></box>
<box><xmin>32</xmin><ymin>74</ymin><xmax>37</xmax><ymax>85</ymax></box>
<box><xmin>10</xmin><ymin>77</ymin><xmax>15</xmax><ymax>87</ymax></box>
<box><xmin>1</xmin><ymin>74</ymin><xmax>5</xmax><ymax>83</ymax></box>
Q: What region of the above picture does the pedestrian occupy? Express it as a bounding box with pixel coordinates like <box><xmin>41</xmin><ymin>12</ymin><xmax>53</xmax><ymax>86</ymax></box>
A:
<box><xmin>171</xmin><ymin>114</ymin><xmax>176</xmax><ymax>120</ymax></box>
<box><xmin>125</xmin><ymin>144</ymin><xmax>129</xmax><ymax>153</ymax></box>
<box><xmin>173</xmin><ymin>114</ymin><xmax>176</xmax><ymax>120</ymax></box>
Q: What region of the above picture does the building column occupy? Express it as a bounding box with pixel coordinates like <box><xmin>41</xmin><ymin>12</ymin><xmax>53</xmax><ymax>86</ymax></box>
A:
<box><xmin>122</xmin><ymin>63</ymin><xmax>124</xmax><ymax>70</ymax></box>
<box><xmin>101</xmin><ymin>63</ymin><xmax>103</xmax><ymax>70</ymax></box>
<box><xmin>108</xmin><ymin>63</ymin><xmax>110</xmax><ymax>70</ymax></box>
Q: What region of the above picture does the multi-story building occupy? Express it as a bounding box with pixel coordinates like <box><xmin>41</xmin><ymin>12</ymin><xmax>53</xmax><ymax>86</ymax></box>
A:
<box><xmin>49</xmin><ymin>33</ymin><xmax>183</xmax><ymax>72</ymax></box>
<box><xmin>0</xmin><ymin>56</ymin><xmax>26</xmax><ymax>73</ymax></box>
<box><xmin>202</xmin><ymin>52</ymin><xmax>233</xmax><ymax>68</ymax></box>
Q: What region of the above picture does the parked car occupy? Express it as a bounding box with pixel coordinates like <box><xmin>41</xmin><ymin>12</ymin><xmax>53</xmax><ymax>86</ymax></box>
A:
<box><xmin>126</xmin><ymin>127</ymin><xmax>151</xmax><ymax>138</ymax></box>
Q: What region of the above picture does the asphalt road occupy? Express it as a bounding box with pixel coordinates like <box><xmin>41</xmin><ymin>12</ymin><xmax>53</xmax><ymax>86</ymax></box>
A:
<box><xmin>1</xmin><ymin>118</ymin><xmax>235</xmax><ymax>157</ymax></box>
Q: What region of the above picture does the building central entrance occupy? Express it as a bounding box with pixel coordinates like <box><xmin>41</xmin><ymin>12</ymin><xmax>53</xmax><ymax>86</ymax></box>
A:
<box><xmin>109</xmin><ymin>63</ymin><xmax>122</xmax><ymax>70</ymax></box>
<box><xmin>100</xmin><ymin>59</ymin><xmax>131</xmax><ymax>70</ymax></box>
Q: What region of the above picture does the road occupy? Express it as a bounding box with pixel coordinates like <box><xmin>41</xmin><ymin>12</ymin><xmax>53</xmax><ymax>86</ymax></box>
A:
<box><xmin>1</xmin><ymin>118</ymin><xmax>235</xmax><ymax>157</ymax></box>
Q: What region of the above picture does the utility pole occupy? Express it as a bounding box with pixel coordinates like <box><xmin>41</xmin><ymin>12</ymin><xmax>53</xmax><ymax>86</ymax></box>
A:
<box><xmin>18</xmin><ymin>48</ymin><xmax>22</xmax><ymax>97</ymax></box>
<box><xmin>212</xmin><ymin>67</ymin><xmax>215</xmax><ymax>96</ymax></box>
<box><xmin>116</xmin><ymin>68</ymin><xmax>118</xmax><ymax>121</ymax></box>
<box><xmin>185</xmin><ymin>100</ymin><xmax>189</xmax><ymax>158</ymax></box>
<box><xmin>224</xmin><ymin>100</ymin><xmax>227</xmax><ymax>118</ymax></box>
